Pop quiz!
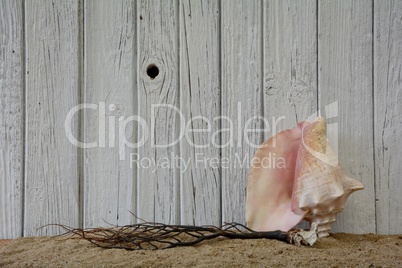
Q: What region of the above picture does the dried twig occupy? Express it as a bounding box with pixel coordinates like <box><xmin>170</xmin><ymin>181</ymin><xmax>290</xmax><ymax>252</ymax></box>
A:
<box><xmin>52</xmin><ymin>221</ymin><xmax>317</xmax><ymax>250</ymax></box>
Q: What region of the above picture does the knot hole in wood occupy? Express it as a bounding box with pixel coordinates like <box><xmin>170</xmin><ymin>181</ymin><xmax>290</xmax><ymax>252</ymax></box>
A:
<box><xmin>146</xmin><ymin>64</ymin><xmax>159</xmax><ymax>79</ymax></box>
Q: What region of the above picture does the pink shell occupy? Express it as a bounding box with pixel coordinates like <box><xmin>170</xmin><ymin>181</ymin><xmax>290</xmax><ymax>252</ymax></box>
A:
<box><xmin>246</xmin><ymin>117</ymin><xmax>364</xmax><ymax>237</ymax></box>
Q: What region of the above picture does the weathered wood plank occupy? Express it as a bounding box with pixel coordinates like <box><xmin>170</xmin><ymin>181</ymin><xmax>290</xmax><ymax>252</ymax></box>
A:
<box><xmin>221</xmin><ymin>0</ymin><xmax>263</xmax><ymax>224</ymax></box>
<box><xmin>24</xmin><ymin>0</ymin><xmax>80</xmax><ymax>235</ymax></box>
<box><xmin>137</xmin><ymin>0</ymin><xmax>180</xmax><ymax>224</ymax></box>
<box><xmin>264</xmin><ymin>0</ymin><xmax>317</xmax><ymax>229</ymax></box>
<box><xmin>374</xmin><ymin>0</ymin><xmax>402</xmax><ymax>235</ymax></box>
<box><xmin>319</xmin><ymin>0</ymin><xmax>376</xmax><ymax>234</ymax></box>
<box><xmin>180</xmin><ymin>0</ymin><xmax>221</xmax><ymax>225</ymax></box>
<box><xmin>0</xmin><ymin>0</ymin><xmax>23</xmax><ymax>239</ymax></box>
<box><xmin>264</xmin><ymin>0</ymin><xmax>317</xmax><ymax>131</ymax></box>
<box><xmin>83</xmin><ymin>0</ymin><xmax>136</xmax><ymax>228</ymax></box>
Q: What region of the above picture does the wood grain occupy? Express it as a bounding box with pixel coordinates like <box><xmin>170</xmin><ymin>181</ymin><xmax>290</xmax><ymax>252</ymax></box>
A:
<box><xmin>221</xmin><ymin>0</ymin><xmax>263</xmax><ymax>224</ymax></box>
<box><xmin>318</xmin><ymin>0</ymin><xmax>376</xmax><ymax>234</ymax></box>
<box><xmin>83</xmin><ymin>0</ymin><xmax>136</xmax><ymax>228</ymax></box>
<box><xmin>264</xmin><ymin>0</ymin><xmax>317</xmax><ymax>229</ymax></box>
<box><xmin>2</xmin><ymin>0</ymin><xmax>402</xmax><ymax>238</ymax></box>
<box><xmin>264</xmin><ymin>0</ymin><xmax>317</xmax><ymax>131</ymax></box>
<box><xmin>24</xmin><ymin>0</ymin><xmax>80</xmax><ymax>236</ymax></box>
<box><xmin>137</xmin><ymin>0</ymin><xmax>180</xmax><ymax>224</ymax></box>
<box><xmin>180</xmin><ymin>0</ymin><xmax>221</xmax><ymax>225</ymax></box>
<box><xmin>374</xmin><ymin>0</ymin><xmax>402</xmax><ymax>234</ymax></box>
<box><xmin>0</xmin><ymin>0</ymin><xmax>23</xmax><ymax>239</ymax></box>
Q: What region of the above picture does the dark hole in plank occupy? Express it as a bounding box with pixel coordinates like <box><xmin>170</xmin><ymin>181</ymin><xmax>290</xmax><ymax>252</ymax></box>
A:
<box><xmin>146</xmin><ymin>64</ymin><xmax>159</xmax><ymax>79</ymax></box>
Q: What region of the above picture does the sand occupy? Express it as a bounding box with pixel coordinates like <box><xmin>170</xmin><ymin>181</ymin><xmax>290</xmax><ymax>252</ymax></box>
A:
<box><xmin>1</xmin><ymin>233</ymin><xmax>401</xmax><ymax>267</ymax></box>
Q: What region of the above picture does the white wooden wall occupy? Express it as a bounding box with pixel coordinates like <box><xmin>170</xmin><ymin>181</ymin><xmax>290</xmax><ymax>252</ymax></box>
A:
<box><xmin>0</xmin><ymin>0</ymin><xmax>401</xmax><ymax>239</ymax></box>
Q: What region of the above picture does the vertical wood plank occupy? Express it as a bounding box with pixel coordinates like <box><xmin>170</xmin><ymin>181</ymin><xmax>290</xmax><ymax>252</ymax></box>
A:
<box><xmin>264</xmin><ymin>0</ymin><xmax>317</xmax><ymax>229</ymax></box>
<box><xmin>319</xmin><ymin>0</ymin><xmax>376</xmax><ymax>234</ymax></box>
<box><xmin>264</xmin><ymin>0</ymin><xmax>317</xmax><ymax>131</ymax></box>
<box><xmin>137</xmin><ymin>0</ymin><xmax>180</xmax><ymax>224</ymax></box>
<box><xmin>84</xmin><ymin>0</ymin><xmax>136</xmax><ymax>227</ymax></box>
<box><xmin>24</xmin><ymin>0</ymin><xmax>80</xmax><ymax>235</ymax></box>
<box><xmin>0</xmin><ymin>0</ymin><xmax>23</xmax><ymax>239</ymax></box>
<box><xmin>180</xmin><ymin>0</ymin><xmax>221</xmax><ymax>225</ymax></box>
<box><xmin>374</xmin><ymin>0</ymin><xmax>402</xmax><ymax>235</ymax></box>
<box><xmin>221</xmin><ymin>0</ymin><xmax>263</xmax><ymax>223</ymax></box>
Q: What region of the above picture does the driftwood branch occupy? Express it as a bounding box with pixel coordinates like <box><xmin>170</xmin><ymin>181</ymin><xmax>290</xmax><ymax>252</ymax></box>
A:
<box><xmin>53</xmin><ymin>221</ymin><xmax>317</xmax><ymax>250</ymax></box>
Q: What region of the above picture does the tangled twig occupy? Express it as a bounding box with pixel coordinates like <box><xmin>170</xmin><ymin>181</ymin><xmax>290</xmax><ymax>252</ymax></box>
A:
<box><xmin>52</xmin><ymin>221</ymin><xmax>317</xmax><ymax>250</ymax></box>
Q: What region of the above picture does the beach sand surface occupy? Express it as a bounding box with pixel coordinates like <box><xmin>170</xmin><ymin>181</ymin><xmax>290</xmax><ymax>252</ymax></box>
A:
<box><xmin>1</xmin><ymin>233</ymin><xmax>401</xmax><ymax>267</ymax></box>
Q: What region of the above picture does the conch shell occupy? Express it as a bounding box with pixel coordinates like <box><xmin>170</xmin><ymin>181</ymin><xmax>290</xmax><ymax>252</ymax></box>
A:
<box><xmin>246</xmin><ymin>117</ymin><xmax>364</xmax><ymax>237</ymax></box>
